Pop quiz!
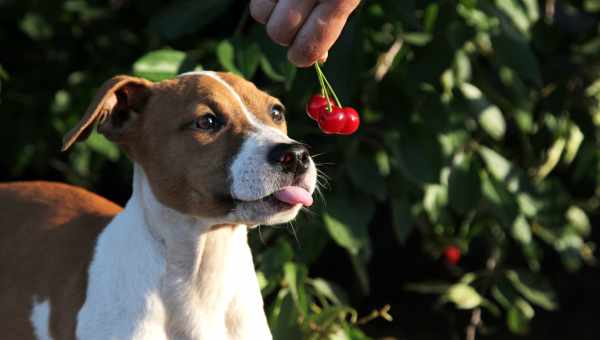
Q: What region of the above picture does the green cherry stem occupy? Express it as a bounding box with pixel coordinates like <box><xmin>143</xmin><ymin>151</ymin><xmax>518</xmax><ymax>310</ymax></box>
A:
<box><xmin>321</xmin><ymin>72</ymin><xmax>342</xmax><ymax>108</ymax></box>
<box><xmin>314</xmin><ymin>63</ymin><xmax>342</xmax><ymax>108</ymax></box>
<box><xmin>314</xmin><ymin>63</ymin><xmax>332</xmax><ymax>112</ymax></box>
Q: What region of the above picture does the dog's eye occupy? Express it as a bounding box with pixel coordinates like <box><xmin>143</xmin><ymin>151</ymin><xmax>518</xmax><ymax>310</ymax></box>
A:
<box><xmin>271</xmin><ymin>105</ymin><xmax>285</xmax><ymax>123</ymax></box>
<box><xmin>194</xmin><ymin>113</ymin><xmax>223</xmax><ymax>131</ymax></box>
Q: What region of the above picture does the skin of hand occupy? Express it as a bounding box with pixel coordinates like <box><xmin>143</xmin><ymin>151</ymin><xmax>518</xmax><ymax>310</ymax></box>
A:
<box><xmin>250</xmin><ymin>0</ymin><xmax>360</xmax><ymax>67</ymax></box>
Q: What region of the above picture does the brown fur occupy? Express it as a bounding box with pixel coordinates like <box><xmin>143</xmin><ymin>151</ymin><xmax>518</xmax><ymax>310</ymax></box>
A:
<box><xmin>0</xmin><ymin>182</ymin><xmax>121</xmax><ymax>339</ymax></box>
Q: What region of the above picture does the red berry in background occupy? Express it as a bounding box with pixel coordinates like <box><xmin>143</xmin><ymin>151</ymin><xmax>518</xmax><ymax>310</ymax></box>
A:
<box><xmin>306</xmin><ymin>94</ymin><xmax>328</xmax><ymax>121</ymax></box>
<box><xmin>318</xmin><ymin>106</ymin><xmax>346</xmax><ymax>134</ymax></box>
<box><xmin>339</xmin><ymin>107</ymin><xmax>360</xmax><ymax>135</ymax></box>
<box><xmin>443</xmin><ymin>245</ymin><xmax>461</xmax><ymax>265</ymax></box>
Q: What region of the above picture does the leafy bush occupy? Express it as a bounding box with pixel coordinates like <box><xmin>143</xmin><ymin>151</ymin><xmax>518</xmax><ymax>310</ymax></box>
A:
<box><xmin>1</xmin><ymin>0</ymin><xmax>599</xmax><ymax>339</ymax></box>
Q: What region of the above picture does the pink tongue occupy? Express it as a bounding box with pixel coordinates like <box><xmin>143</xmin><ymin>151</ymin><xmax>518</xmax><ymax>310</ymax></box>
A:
<box><xmin>273</xmin><ymin>186</ymin><xmax>313</xmax><ymax>207</ymax></box>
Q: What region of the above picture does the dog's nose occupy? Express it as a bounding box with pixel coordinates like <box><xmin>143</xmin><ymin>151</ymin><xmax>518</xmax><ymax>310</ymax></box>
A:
<box><xmin>268</xmin><ymin>143</ymin><xmax>310</xmax><ymax>176</ymax></box>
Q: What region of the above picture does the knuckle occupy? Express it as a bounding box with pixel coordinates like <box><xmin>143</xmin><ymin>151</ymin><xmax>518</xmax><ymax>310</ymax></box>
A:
<box><xmin>290</xmin><ymin>46</ymin><xmax>321</xmax><ymax>67</ymax></box>
<box><xmin>249</xmin><ymin>4</ymin><xmax>260</xmax><ymax>19</ymax></box>
<box><xmin>266</xmin><ymin>23</ymin><xmax>291</xmax><ymax>46</ymax></box>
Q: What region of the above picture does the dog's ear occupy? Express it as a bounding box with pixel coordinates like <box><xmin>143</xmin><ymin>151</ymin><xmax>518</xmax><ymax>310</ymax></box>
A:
<box><xmin>61</xmin><ymin>75</ymin><xmax>153</xmax><ymax>151</ymax></box>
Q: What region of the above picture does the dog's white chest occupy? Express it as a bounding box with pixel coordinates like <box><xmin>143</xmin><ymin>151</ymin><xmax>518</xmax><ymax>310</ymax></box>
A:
<box><xmin>75</xmin><ymin>170</ymin><xmax>272</xmax><ymax>340</ymax></box>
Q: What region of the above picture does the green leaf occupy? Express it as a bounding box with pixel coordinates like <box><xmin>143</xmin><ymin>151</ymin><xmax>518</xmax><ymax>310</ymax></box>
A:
<box><xmin>283</xmin><ymin>262</ymin><xmax>309</xmax><ymax>315</ymax></box>
<box><xmin>306</xmin><ymin>305</ymin><xmax>357</xmax><ymax>339</ymax></box>
<box><xmin>495</xmin><ymin>0</ymin><xmax>539</xmax><ymax>35</ymax></box>
<box><xmin>237</xmin><ymin>43</ymin><xmax>262</xmax><ymax>79</ymax></box>
<box><xmin>402</xmin><ymin>32</ymin><xmax>432</xmax><ymax>46</ymax></box>
<box><xmin>258</xmin><ymin>240</ymin><xmax>294</xmax><ymax>295</ymax></box>
<box><xmin>148</xmin><ymin>0</ymin><xmax>234</xmax><ymax>40</ymax></box>
<box><xmin>461</xmin><ymin>83</ymin><xmax>506</xmax><ymax>140</ymax></box>
<box><xmin>339</xmin><ymin>325</ymin><xmax>372</xmax><ymax>340</ymax></box>
<box><xmin>566</xmin><ymin>206</ymin><xmax>591</xmax><ymax>237</ymax></box>
<box><xmin>446</xmin><ymin>283</ymin><xmax>483</xmax><ymax>309</ymax></box>
<box><xmin>391</xmin><ymin>196</ymin><xmax>415</xmax><ymax>244</ymax></box>
<box><xmin>349</xmin><ymin>252</ymin><xmax>371</xmax><ymax>295</ymax></box>
<box><xmin>556</xmin><ymin>234</ymin><xmax>585</xmax><ymax>272</ymax></box>
<box><xmin>423</xmin><ymin>184</ymin><xmax>448</xmax><ymax>222</ymax></box>
<box><xmin>133</xmin><ymin>49</ymin><xmax>187</xmax><ymax>81</ymax></box>
<box><xmin>535</xmin><ymin>138</ymin><xmax>566</xmax><ymax>181</ymax></box>
<box><xmin>253</xmin><ymin>25</ymin><xmax>298</xmax><ymax>89</ymax></box>
<box><xmin>309</xmin><ymin>278</ymin><xmax>348</xmax><ymax>306</ymax></box>
<box><xmin>505</xmin><ymin>270</ymin><xmax>558</xmax><ymax>310</ymax></box>
<box><xmin>563</xmin><ymin>124</ymin><xmax>584</xmax><ymax>165</ymax></box>
<box><xmin>256</xmin><ymin>271</ymin><xmax>268</xmax><ymax>291</ymax></box>
<box><xmin>478</xmin><ymin>146</ymin><xmax>512</xmax><ymax>183</ymax></box>
<box><xmin>260</xmin><ymin>57</ymin><xmax>286</xmax><ymax>82</ymax></box>
<box><xmin>259</xmin><ymin>240</ymin><xmax>293</xmax><ymax>272</ymax></box>
<box><xmin>20</xmin><ymin>13</ymin><xmax>53</xmax><ymax>40</ymax></box>
<box><xmin>346</xmin><ymin>156</ymin><xmax>387</xmax><ymax>201</ymax></box>
<box><xmin>405</xmin><ymin>282</ymin><xmax>451</xmax><ymax>294</ymax></box>
<box><xmin>294</xmin><ymin>213</ymin><xmax>330</xmax><ymax>265</ymax></box>
<box><xmin>492</xmin><ymin>33</ymin><xmax>541</xmax><ymax>86</ymax></box>
<box><xmin>491</xmin><ymin>279</ymin><xmax>521</xmax><ymax>310</ymax></box>
<box><xmin>507</xmin><ymin>298</ymin><xmax>534</xmax><ymax>334</ymax></box>
<box><xmin>86</xmin><ymin>133</ymin><xmax>120</xmax><ymax>161</ymax></box>
<box><xmin>517</xmin><ymin>193</ymin><xmax>539</xmax><ymax>217</ymax></box>
<box><xmin>448</xmin><ymin>152</ymin><xmax>482</xmax><ymax>214</ymax></box>
<box><xmin>216</xmin><ymin>40</ymin><xmax>241</xmax><ymax>75</ymax></box>
<box><xmin>395</xmin><ymin>129</ymin><xmax>443</xmax><ymax>184</ymax></box>
<box><xmin>481</xmin><ymin>171</ymin><xmax>519</xmax><ymax>226</ymax></box>
<box><xmin>512</xmin><ymin>214</ymin><xmax>532</xmax><ymax>244</ymax></box>
<box><xmin>268</xmin><ymin>290</ymin><xmax>303</xmax><ymax>340</ymax></box>
<box><xmin>323</xmin><ymin>193</ymin><xmax>375</xmax><ymax>255</ymax></box>
<box><xmin>585</xmin><ymin>0</ymin><xmax>600</xmax><ymax>12</ymax></box>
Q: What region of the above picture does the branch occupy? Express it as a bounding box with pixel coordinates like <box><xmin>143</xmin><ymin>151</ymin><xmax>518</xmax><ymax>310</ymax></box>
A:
<box><xmin>465</xmin><ymin>250</ymin><xmax>500</xmax><ymax>340</ymax></box>
<box><xmin>374</xmin><ymin>36</ymin><xmax>404</xmax><ymax>81</ymax></box>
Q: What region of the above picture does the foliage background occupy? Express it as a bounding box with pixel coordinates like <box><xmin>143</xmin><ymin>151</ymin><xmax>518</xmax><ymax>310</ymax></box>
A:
<box><xmin>1</xmin><ymin>0</ymin><xmax>600</xmax><ymax>339</ymax></box>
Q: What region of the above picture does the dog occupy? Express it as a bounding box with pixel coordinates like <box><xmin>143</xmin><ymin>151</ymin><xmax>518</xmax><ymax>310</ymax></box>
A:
<box><xmin>0</xmin><ymin>71</ymin><xmax>317</xmax><ymax>340</ymax></box>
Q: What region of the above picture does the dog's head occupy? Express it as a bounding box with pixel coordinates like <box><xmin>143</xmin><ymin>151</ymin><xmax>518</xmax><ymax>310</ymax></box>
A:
<box><xmin>62</xmin><ymin>72</ymin><xmax>317</xmax><ymax>226</ymax></box>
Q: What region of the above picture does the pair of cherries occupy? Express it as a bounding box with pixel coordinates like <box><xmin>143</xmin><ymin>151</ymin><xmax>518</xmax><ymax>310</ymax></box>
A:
<box><xmin>306</xmin><ymin>95</ymin><xmax>360</xmax><ymax>135</ymax></box>
<box><xmin>305</xmin><ymin>63</ymin><xmax>360</xmax><ymax>135</ymax></box>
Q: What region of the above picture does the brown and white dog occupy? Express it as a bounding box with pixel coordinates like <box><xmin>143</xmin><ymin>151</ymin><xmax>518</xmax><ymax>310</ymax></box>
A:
<box><xmin>0</xmin><ymin>71</ymin><xmax>317</xmax><ymax>339</ymax></box>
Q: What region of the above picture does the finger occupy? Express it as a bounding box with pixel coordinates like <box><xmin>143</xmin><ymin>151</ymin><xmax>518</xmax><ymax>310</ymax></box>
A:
<box><xmin>266</xmin><ymin>0</ymin><xmax>317</xmax><ymax>47</ymax></box>
<box><xmin>249</xmin><ymin>0</ymin><xmax>278</xmax><ymax>24</ymax></box>
<box><xmin>287</xmin><ymin>0</ymin><xmax>360</xmax><ymax>67</ymax></box>
<box><xmin>318</xmin><ymin>51</ymin><xmax>329</xmax><ymax>64</ymax></box>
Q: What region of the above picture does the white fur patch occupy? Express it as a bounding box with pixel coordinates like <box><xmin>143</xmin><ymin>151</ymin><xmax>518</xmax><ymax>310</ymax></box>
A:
<box><xmin>76</xmin><ymin>165</ymin><xmax>272</xmax><ymax>339</ymax></box>
<box><xmin>30</xmin><ymin>297</ymin><xmax>53</xmax><ymax>340</ymax></box>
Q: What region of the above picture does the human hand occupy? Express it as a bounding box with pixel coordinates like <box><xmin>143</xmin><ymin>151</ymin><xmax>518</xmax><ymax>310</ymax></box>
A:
<box><xmin>250</xmin><ymin>0</ymin><xmax>360</xmax><ymax>67</ymax></box>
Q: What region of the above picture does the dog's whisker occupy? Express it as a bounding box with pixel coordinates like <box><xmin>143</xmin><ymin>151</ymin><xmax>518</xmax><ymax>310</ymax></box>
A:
<box><xmin>316</xmin><ymin>169</ymin><xmax>331</xmax><ymax>179</ymax></box>
<box><xmin>316</xmin><ymin>177</ymin><xmax>331</xmax><ymax>190</ymax></box>
<box><xmin>301</xmin><ymin>207</ymin><xmax>318</xmax><ymax>217</ymax></box>
<box><xmin>315</xmin><ymin>186</ymin><xmax>327</xmax><ymax>206</ymax></box>
<box><xmin>310</xmin><ymin>152</ymin><xmax>327</xmax><ymax>159</ymax></box>
<box><xmin>317</xmin><ymin>173</ymin><xmax>331</xmax><ymax>184</ymax></box>
<box><xmin>257</xmin><ymin>225</ymin><xmax>266</xmax><ymax>244</ymax></box>
<box><xmin>314</xmin><ymin>162</ymin><xmax>335</xmax><ymax>167</ymax></box>
<box><xmin>287</xmin><ymin>221</ymin><xmax>301</xmax><ymax>247</ymax></box>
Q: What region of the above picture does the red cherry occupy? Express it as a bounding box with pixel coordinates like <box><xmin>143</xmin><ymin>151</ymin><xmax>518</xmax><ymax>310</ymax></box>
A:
<box><xmin>306</xmin><ymin>94</ymin><xmax>328</xmax><ymax>121</ymax></box>
<box><xmin>318</xmin><ymin>106</ymin><xmax>346</xmax><ymax>134</ymax></box>
<box><xmin>339</xmin><ymin>107</ymin><xmax>360</xmax><ymax>135</ymax></box>
<box><xmin>443</xmin><ymin>245</ymin><xmax>461</xmax><ymax>265</ymax></box>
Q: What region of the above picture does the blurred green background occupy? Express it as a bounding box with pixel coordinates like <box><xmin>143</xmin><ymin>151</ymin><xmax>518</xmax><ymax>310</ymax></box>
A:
<box><xmin>1</xmin><ymin>0</ymin><xmax>600</xmax><ymax>339</ymax></box>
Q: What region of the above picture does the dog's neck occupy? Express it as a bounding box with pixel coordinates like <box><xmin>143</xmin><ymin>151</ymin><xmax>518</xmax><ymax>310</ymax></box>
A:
<box><xmin>76</xmin><ymin>165</ymin><xmax>271</xmax><ymax>340</ymax></box>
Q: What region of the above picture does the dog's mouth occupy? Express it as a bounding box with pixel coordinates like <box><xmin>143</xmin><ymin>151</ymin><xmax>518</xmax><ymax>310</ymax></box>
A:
<box><xmin>234</xmin><ymin>185</ymin><xmax>313</xmax><ymax>209</ymax></box>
